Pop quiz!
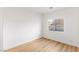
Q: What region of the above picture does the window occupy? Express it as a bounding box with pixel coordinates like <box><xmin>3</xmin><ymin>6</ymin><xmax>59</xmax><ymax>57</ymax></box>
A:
<box><xmin>48</xmin><ymin>18</ymin><xmax>64</xmax><ymax>32</ymax></box>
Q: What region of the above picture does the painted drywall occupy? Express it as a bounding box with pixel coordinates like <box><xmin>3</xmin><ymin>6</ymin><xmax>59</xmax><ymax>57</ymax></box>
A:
<box><xmin>43</xmin><ymin>8</ymin><xmax>79</xmax><ymax>47</ymax></box>
<box><xmin>0</xmin><ymin>8</ymin><xmax>3</xmax><ymax>51</ymax></box>
<box><xmin>3</xmin><ymin>8</ymin><xmax>42</xmax><ymax>50</ymax></box>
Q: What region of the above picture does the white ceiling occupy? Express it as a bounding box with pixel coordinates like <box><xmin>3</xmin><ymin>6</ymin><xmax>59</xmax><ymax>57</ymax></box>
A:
<box><xmin>4</xmin><ymin>7</ymin><xmax>65</xmax><ymax>14</ymax></box>
<box><xmin>27</xmin><ymin>7</ymin><xmax>65</xmax><ymax>13</ymax></box>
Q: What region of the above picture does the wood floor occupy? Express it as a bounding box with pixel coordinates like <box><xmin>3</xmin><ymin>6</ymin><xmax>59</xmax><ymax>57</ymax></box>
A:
<box><xmin>6</xmin><ymin>38</ymin><xmax>79</xmax><ymax>52</ymax></box>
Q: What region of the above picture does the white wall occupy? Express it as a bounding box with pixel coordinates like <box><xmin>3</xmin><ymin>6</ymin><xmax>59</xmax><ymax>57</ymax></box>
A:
<box><xmin>0</xmin><ymin>8</ymin><xmax>3</xmax><ymax>51</ymax></box>
<box><xmin>43</xmin><ymin>8</ymin><xmax>79</xmax><ymax>47</ymax></box>
<box><xmin>3</xmin><ymin>8</ymin><xmax>42</xmax><ymax>50</ymax></box>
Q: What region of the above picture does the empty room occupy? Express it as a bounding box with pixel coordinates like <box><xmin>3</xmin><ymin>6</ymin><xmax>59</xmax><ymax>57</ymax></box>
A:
<box><xmin>0</xmin><ymin>7</ymin><xmax>79</xmax><ymax>52</ymax></box>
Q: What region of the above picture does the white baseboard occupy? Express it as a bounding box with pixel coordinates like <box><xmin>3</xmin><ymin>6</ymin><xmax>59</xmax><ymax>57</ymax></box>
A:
<box><xmin>4</xmin><ymin>36</ymin><xmax>42</xmax><ymax>51</ymax></box>
<box><xmin>43</xmin><ymin>36</ymin><xmax>79</xmax><ymax>48</ymax></box>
